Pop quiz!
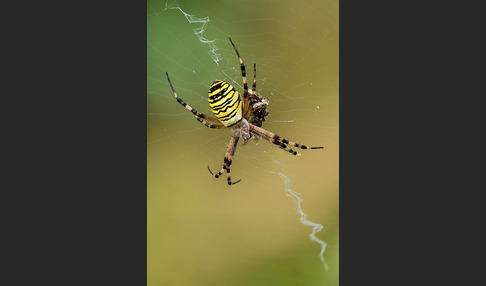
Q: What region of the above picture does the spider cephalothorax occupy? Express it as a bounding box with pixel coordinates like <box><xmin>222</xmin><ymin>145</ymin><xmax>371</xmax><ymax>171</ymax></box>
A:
<box><xmin>231</xmin><ymin>118</ymin><xmax>251</xmax><ymax>141</ymax></box>
<box><xmin>165</xmin><ymin>37</ymin><xmax>323</xmax><ymax>185</ymax></box>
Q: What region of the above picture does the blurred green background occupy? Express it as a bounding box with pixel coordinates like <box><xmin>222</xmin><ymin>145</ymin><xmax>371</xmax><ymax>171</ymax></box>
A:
<box><xmin>148</xmin><ymin>0</ymin><xmax>338</xmax><ymax>285</ymax></box>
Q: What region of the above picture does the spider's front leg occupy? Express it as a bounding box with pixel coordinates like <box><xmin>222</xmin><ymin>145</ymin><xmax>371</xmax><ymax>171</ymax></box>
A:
<box><xmin>250</xmin><ymin>124</ymin><xmax>324</xmax><ymax>155</ymax></box>
<box><xmin>207</xmin><ymin>135</ymin><xmax>242</xmax><ymax>185</ymax></box>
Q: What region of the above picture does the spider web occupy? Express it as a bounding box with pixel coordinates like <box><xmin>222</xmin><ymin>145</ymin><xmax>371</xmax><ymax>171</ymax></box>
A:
<box><xmin>147</xmin><ymin>0</ymin><xmax>338</xmax><ymax>285</ymax></box>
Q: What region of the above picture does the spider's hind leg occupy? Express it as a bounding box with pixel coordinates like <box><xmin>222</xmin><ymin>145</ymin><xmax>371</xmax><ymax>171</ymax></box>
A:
<box><xmin>207</xmin><ymin>135</ymin><xmax>242</xmax><ymax>186</ymax></box>
<box><xmin>165</xmin><ymin>72</ymin><xmax>222</xmax><ymax>126</ymax></box>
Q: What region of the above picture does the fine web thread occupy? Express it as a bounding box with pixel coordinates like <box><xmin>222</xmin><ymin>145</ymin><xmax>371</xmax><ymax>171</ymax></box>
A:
<box><xmin>164</xmin><ymin>1</ymin><xmax>222</xmax><ymax>65</ymax></box>
<box><xmin>272</xmin><ymin>172</ymin><xmax>329</xmax><ymax>270</ymax></box>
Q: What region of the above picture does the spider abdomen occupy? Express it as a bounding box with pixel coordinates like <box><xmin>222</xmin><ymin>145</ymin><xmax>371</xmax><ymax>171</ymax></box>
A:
<box><xmin>208</xmin><ymin>80</ymin><xmax>242</xmax><ymax>127</ymax></box>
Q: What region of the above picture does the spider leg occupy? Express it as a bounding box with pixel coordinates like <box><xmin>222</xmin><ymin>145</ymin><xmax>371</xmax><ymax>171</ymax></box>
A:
<box><xmin>275</xmin><ymin>141</ymin><xmax>300</xmax><ymax>155</ymax></box>
<box><xmin>252</xmin><ymin>63</ymin><xmax>257</xmax><ymax>97</ymax></box>
<box><xmin>207</xmin><ymin>135</ymin><xmax>242</xmax><ymax>185</ymax></box>
<box><xmin>228</xmin><ymin>37</ymin><xmax>249</xmax><ymax>119</ymax></box>
<box><xmin>166</xmin><ymin>72</ymin><xmax>223</xmax><ymax>126</ymax></box>
<box><xmin>250</xmin><ymin>124</ymin><xmax>324</xmax><ymax>151</ymax></box>
<box><xmin>250</xmin><ymin>129</ymin><xmax>300</xmax><ymax>155</ymax></box>
<box><xmin>245</xmin><ymin>63</ymin><xmax>258</xmax><ymax>119</ymax></box>
<box><xmin>196</xmin><ymin>117</ymin><xmax>227</xmax><ymax>129</ymax></box>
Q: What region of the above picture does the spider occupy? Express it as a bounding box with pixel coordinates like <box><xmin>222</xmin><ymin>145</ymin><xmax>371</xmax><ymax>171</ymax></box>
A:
<box><xmin>165</xmin><ymin>37</ymin><xmax>323</xmax><ymax>185</ymax></box>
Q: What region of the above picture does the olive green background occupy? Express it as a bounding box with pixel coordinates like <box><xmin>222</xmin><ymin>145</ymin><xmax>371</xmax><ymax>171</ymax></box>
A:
<box><xmin>148</xmin><ymin>0</ymin><xmax>338</xmax><ymax>285</ymax></box>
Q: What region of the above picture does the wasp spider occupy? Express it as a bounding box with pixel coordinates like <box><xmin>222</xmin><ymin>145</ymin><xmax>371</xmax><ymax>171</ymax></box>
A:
<box><xmin>165</xmin><ymin>37</ymin><xmax>323</xmax><ymax>185</ymax></box>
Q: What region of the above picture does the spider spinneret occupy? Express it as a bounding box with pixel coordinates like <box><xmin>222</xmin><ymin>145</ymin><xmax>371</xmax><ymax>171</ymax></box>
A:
<box><xmin>165</xmin><ymin>37</ymin><xmax>323</xmax><ymax>186</ymax></box>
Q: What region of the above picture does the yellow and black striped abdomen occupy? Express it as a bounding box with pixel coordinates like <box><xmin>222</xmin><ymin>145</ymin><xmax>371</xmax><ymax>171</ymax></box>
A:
<box><xmin>208</xmin><ymin>80</ymin><xmax>242</xmax><ymax>127</ymax></box>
